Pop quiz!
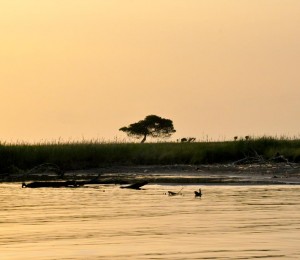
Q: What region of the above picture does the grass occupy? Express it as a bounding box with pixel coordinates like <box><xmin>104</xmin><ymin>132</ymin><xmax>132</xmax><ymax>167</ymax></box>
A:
<box><xmin>1</xmin><ymin>136</ymin><xmax>300</xmax><ymax>174</ymax></box>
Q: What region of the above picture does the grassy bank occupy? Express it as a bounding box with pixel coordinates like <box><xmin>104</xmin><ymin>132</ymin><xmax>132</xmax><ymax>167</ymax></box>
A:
<box><xmin>1</xmin><ymin>137</ymin><xmax>300</xmax><ymax>174</ymax></box>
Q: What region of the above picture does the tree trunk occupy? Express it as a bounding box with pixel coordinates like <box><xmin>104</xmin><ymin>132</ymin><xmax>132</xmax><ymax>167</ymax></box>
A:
<box><xmin>141</xmin><ymin>134</ymin><xmax>147</xmax><ymax>143</ymax></box>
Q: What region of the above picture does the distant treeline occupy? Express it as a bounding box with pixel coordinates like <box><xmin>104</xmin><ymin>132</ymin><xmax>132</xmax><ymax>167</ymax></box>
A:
<box><xmin>1</xmin><ymin>137</ymin><xmax>300</xmax><ymax>174</ymax></box>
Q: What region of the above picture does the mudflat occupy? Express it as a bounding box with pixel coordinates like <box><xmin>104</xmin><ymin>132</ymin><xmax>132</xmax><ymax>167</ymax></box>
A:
<box><xmin>4</xmin><ymin>163</ymin><xmax>299</xmax><ymax>185</ymax></box>
<box><xmin>79</xmin><ymin>163</ymin><xmax>300</xmax><ymax>185</ymax></box>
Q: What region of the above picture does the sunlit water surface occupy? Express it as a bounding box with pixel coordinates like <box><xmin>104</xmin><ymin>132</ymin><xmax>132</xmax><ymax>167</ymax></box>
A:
<box><xmin>1</xmin><ymin>183</ymin><xmax>300</xmax><ymax>259</ymax></box>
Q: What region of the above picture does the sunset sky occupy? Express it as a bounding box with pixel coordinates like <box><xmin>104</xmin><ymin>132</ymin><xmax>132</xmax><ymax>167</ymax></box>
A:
<box><xmin>1</xmin><ymin>0</ymin><xmax>300</xmax><ymax>143</ymax></box>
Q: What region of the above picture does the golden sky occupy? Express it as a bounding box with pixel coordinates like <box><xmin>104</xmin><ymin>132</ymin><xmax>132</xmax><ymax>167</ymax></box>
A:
<box><xmin>1</xmin><ymin>0</ymin><xmax>300</xmax><ymax>142</ymax></box>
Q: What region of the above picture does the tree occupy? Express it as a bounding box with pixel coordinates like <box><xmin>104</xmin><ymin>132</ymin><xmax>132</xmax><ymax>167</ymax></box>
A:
<box><xmin>119</xmin><ymin>115</ymin><xmax>176</xmax><ymax>143</ymax></box>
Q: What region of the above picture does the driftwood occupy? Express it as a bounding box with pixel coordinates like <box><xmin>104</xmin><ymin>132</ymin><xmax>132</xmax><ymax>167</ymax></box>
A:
<box><xmin>232</xmin><ymin>150</ymin><xmax>294</xmax><ymax>167</ymax></box>
<box><xmin>22</xmin><ymin>180</ymin><xmax>83</xmax><ymax>188</ymax></box>
<box><xmin>23</xmin><ymin>180</ymin><xmax>149</xmax><ymax>189</ymax></box>
<box><xmin>120</xmin><ymin>181</ymin><xmax>148</xmax><ymax>190</ymax></box>
<box><xmin>21</xmin><ymin>173</ymin><xmax>104</xmax><ymax>188</ymax></box>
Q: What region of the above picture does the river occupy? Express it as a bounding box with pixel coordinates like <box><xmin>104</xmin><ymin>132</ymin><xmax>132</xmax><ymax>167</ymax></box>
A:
<box><xmin>1</xmin><ymin>183</ymin><xmax>300</xmax><ymax>259</ymax></box>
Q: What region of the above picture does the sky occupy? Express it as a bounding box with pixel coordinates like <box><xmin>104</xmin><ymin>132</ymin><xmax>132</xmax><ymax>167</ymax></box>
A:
<box><xmin>1</xmin><ymin>0</ymin><xmax>300</xmax><ymax>143</ymax></box>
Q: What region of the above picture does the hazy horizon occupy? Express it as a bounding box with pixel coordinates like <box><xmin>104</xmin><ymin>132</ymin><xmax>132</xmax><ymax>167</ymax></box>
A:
<box><xmin>1</xmin><ymin>1</ymin><xmax>299</xmax><ymax>143</ymax></box>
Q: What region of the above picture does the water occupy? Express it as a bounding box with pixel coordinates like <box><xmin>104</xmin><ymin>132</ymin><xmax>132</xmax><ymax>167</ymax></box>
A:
<box><xmin>1</xmin><ymin>183</ymin><xmax>300</xmax><ymax>259</ymax></box>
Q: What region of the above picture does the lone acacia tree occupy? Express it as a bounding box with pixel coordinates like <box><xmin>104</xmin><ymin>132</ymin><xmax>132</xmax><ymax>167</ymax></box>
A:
<box><xmin>119</xmin><ymin>115</ymin><xmax>176</xmax><ymax>143</ymax></box>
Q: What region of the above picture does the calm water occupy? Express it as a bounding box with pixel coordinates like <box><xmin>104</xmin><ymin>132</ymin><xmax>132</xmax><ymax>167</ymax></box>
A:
<box><xmin>0</xmin><ymin>183</ymin><xmax>300</xmax><ymax>259</ymax></box>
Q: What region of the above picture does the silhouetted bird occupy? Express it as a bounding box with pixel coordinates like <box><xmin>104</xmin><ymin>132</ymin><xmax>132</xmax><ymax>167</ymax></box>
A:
<box><xmin>194</xmin><ymin>188</ymin><xmax>202</xmax><ymax>197</ymax></box>
<box><xmin>167</xmin><ymin>187</ymin><xmax>183</xmax><ymax>196</ymax></box>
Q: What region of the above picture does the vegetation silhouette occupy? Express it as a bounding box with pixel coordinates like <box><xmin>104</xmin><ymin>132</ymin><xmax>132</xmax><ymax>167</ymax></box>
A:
<box><xmin>1</xmin><ymin>136</ymin><xmax>300</xmax><ymax>179</ymax></box>
<box><xmin>119</xmin><ymin>115</ymin><xmax>176</xmax><ymax>143</ymax></box>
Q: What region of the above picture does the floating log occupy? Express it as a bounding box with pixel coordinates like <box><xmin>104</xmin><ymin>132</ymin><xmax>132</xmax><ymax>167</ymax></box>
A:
<box><xmin>22</xmin><ymin>181</ymin><xmax>84</xmax><ymax>188</ymax></box>
<box><xmin>120</xmin><ymin>181</ymin><xmax>148</xmax><ymax>190</ymax></box>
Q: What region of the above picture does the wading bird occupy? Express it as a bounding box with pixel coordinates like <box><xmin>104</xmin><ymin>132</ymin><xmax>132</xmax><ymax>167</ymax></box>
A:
<box><xmin>167</xmin><ymin>187</ymin><xmax>183</xmax><ymax>196</ymax></box>
<box><xmin>194</xmin><ymin>188</ymin><xmax>202</xmax><ymax>197</ymax></box>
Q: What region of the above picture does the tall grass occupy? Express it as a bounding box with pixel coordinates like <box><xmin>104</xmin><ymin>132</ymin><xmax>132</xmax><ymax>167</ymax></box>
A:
<box><xmin>1</xmin><ymin>136</ymin><xmax>300</xmax><ymax>173</ymax></box>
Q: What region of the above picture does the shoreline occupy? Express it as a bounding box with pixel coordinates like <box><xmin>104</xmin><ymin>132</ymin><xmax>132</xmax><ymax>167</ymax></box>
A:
<box><xmin>1</xmin><ymin>163</ymin><xmax>300</xmax><ymax>185</ymax></box>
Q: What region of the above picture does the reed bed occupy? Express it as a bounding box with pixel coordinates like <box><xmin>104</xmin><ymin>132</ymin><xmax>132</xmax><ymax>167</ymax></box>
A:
<box><xmin>1</xmin><ymin>136</ymin><xmax>300</xmax><ymax>174</ymax></box>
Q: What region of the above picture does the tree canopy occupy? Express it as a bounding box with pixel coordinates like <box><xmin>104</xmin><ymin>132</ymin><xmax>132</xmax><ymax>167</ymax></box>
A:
<box><xmin>119</xmin><ymin>115</ymin><xmax>176</xmax><ymax>143</ymax></box>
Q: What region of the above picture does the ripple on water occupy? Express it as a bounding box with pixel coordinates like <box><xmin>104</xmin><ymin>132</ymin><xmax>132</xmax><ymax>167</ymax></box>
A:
<box><xmin>0</xmin><ymin>183</ymin><xmax>299</xmax><ymax>259</ymax></box>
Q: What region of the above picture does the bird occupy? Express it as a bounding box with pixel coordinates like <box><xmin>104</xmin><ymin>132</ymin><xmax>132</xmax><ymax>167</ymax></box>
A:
<box><xmin>167</xmin><ymin>187</ymin><xmax>184</xmax><ymax>196</ymax></box>
<box><xmin>168</xmin><ymin>191</ymin><xmax>178</xmax><ymax>196</ymax></box>
<box><xmin>194</xmin><ymin>188</ymin><xmax>202</xmax><ymax>197</ymax></box>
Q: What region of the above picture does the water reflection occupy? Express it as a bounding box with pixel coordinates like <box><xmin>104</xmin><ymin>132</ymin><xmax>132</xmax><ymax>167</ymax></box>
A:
<box><xmin>0</xmin><ymin>183</ymin><xmax>300</xmax><ymax>259</ymax></box>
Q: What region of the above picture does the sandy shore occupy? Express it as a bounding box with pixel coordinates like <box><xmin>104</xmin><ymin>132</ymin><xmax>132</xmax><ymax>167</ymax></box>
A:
<box><xmin>2</xmin><ymin>163</ymin><xmax>300</xmax><ymax>185</ymax></box>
